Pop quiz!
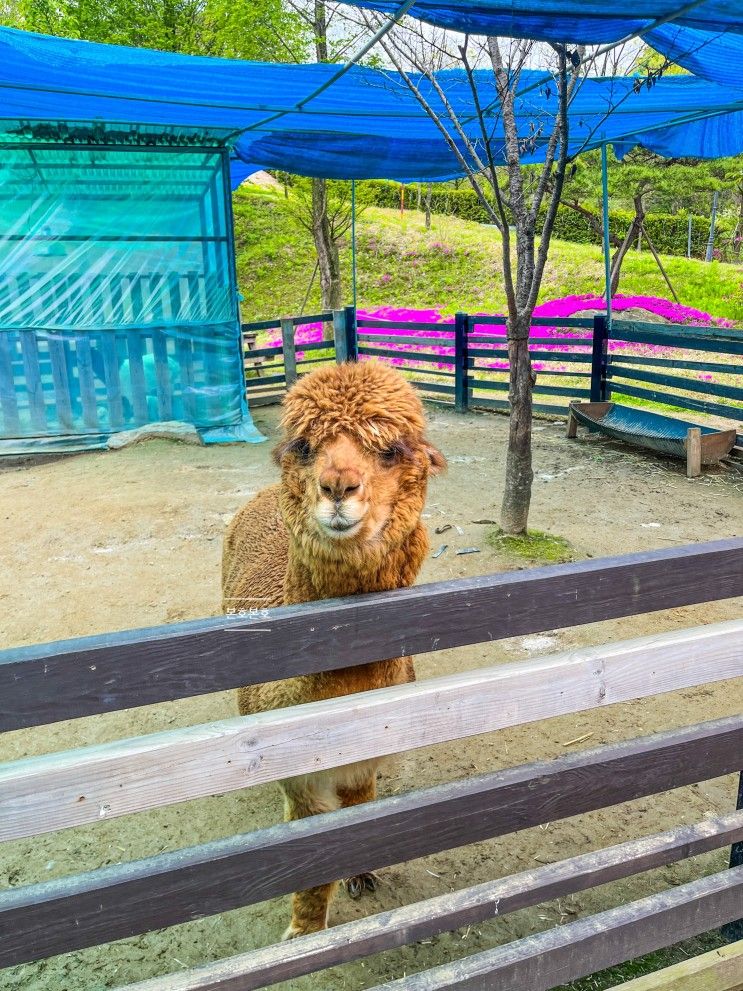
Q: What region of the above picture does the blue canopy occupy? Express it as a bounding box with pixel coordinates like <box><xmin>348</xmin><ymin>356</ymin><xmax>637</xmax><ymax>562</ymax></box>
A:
<box><xmin>346</xmin><ymin>0</ymin><xmax>742</xmax><ymax>44</ymax></box>
<box><xmin>647</xmin><ymin>24</ymin><xmax>743</xmax><ymax>88</ymax></box>
<box><xmin>0</xmin><ymin>26</ymin><xmax>741</xmax><ymax>188</ymax></box>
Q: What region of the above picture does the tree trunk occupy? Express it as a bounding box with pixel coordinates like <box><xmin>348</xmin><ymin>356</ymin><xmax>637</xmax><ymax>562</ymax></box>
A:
<box><xmin>500</xmin><ymin>316</ymin><xmax>534</xmax><ymax>534</ymax></box>
<box><xmin>424</xmin><ymin>183</ymin><xmax>432</xmax><ymax>229</ymax></box>
<box><xmin>311</xmin><ymin>178</ymin><xmax>342</xmax><ymax>339</ymax></box>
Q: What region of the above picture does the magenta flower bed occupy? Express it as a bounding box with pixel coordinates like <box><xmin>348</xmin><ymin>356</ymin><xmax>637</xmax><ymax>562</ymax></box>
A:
<box><xmin>266</xmin><ymin>295</ymin><xmax>734</xmax><ymax>377</ymax></box>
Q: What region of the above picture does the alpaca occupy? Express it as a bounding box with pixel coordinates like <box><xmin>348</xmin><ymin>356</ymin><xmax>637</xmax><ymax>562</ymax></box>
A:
<box><xmin>222</xmin><ymin>360</ymin><xmax>445</xmax><ymax>938</ymax></box>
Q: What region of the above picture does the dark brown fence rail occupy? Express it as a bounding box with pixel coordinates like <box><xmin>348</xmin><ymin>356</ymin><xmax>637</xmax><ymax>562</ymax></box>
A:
<box><xmin>2</xmin><ymin>538</ymin><xmax>741</xmax><ymax>731</ymax></box>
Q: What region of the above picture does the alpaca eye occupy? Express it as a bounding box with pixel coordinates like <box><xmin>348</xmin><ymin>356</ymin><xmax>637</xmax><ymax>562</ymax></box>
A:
<box><xmin>379</xmin><ymin>446</ymin><xmax>399</xmax><ymax>464</ymax></box>
<box><xmin>292</xmin><ymin>438</ymin><xmax>312</xmax><ymax>463</ymax></box>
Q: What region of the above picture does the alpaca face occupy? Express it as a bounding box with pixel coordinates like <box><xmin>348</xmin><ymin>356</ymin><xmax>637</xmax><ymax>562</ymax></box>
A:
<box><xmin>276</xmin><ymin>429</ymin><xmax>444</xmax><ymax>550</ymax></box>
<box><xmin>275</xmin><ymin>361</ymin><xmax>445</xmax><ymax>556</ymax></box>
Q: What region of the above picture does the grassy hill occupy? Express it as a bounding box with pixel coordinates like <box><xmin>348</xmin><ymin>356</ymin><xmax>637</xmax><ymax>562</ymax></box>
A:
<box><xmin>233</xmin><ymin>184</ymin><xmax>743</xmax><ymax>324</ymax></box>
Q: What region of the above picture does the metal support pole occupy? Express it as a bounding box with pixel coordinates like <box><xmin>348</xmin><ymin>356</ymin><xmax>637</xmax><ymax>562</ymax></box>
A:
<box><xmin>706</xmin><ymin>190</ymin><xmax>719</xmax><ymax>263</ymax></box>
<box><xmin>454</xmin><ymin>312</ymin><xmax>468</xmax><ymax>413</ymax></box>
<box><xmin>351</xmin><ymin>179</ymin><xmax>358</xmax><ymax>310</ymax></box>
<box><xmin>687</xmin><ymin>214</ymin><xmax>693</xmax><ymax>259</ymax></box>
<box><xmin>722</xmin><ymin>770</ymin><xmax>743</xmax><ymax>942</ymax></box>
<box><xmin>601</xmin><ymin>143</ymin><xmax>612</xmax><ymax>336</ymax></box>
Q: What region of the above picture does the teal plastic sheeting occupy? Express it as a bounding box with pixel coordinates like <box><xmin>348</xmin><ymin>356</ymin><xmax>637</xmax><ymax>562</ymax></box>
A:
<box><xmin>0</xmin><ymin>145</ymin><xmax>262</xmax><ymax>452</ymax></box>
<box><xmin>345</xmin><ymin>0</ymin><xmax>742</xmax><ymax>44</ymax></box>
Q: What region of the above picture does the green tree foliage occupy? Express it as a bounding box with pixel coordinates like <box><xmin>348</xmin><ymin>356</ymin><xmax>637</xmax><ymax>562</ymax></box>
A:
<box><xmin>2</xmin><ymin>0</ymin><xmax>308</xmax><ymax>61</ymax></box>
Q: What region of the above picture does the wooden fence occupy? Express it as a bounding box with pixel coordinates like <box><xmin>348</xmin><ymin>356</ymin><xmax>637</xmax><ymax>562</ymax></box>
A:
<box><xmin>0</xmin><ymin>270</ymin><xmax>234</xmax><ymax>441</ymax></box>
<box><xmin>244</xmin><ymin>308</ymin><xmax>743</xmax><ymax>447</ymax></box>
<box><xmin>1</xmin><ymin>538</ymin><xmax>742</xmax><ymax>989</ymax></box>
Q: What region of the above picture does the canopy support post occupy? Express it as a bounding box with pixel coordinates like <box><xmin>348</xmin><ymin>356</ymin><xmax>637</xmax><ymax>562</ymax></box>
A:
<box><xmin>351</xmin><ymin>179</ymin><xmax>358</xmax><ymax>309</ymax></box>
<box><xmin>601</xmin><ymin>142</ymin><xmax>612</xmax><ymax>336</ymax></box>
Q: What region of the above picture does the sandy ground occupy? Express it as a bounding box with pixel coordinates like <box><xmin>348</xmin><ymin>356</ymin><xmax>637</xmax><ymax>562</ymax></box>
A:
<box><xmin>1</xmin><ymin>404</ymin><xmax>742</xmax><ymax>991</ymax></box>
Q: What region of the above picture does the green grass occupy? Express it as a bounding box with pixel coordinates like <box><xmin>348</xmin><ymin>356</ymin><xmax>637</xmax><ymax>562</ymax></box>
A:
<box><xmin>487</xmin><ymin>527</ymin><xmax>576</xmax><ymax>564</ymax></box>
<box><xmin>233</xmin><ymin>185</ymin><xmax>743</xmax><ymax>323</ymax></box>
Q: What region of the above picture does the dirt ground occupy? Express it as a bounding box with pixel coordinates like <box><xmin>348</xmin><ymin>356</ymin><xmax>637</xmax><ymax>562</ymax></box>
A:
<box><xmin>1</xmin><ymin>404</ymin><xmax>742</xmax><ymax>991</ymax></box>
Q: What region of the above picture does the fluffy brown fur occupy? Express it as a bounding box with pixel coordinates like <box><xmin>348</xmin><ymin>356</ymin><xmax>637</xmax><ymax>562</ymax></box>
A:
<box><xmin>222</xmin><ymin>361</ymin><xmax>445</xmax><ymax>938</ymax></box>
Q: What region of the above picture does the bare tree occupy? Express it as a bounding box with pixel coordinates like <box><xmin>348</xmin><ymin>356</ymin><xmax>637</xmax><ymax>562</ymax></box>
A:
<box><xmin>365</xmin><ymin>20</ymin><xmax>580</xmax><ymax>532</ymax></box>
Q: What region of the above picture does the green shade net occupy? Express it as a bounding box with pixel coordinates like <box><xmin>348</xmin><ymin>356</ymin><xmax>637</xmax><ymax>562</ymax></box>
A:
<box><xmin>0</xmin><ymin>142</ymin><xmax>262</xmax><ymax>451</ymax></box>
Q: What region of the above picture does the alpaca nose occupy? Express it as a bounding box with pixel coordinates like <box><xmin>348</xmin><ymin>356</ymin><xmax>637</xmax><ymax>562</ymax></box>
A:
<box><xmin>318</xmin><ymin>470</ymin><xmax>361</xmax><ymax>502</ymax></box>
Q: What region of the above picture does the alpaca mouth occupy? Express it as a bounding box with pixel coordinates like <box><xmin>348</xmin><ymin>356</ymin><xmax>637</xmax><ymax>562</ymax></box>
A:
<box><xmin>319</xmin><ymin>516</ymin><xmax>362</xmax><ymax>538</ymax></box>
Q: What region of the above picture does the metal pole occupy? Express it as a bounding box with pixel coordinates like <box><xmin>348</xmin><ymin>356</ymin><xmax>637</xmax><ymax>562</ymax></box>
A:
<box><xmin>687</xmin><ymin>214</ymin><xmax>692</xmax><ymax>259</ymax></box>
<box><xmin>722</xmin><ymin>770</ymin><xmax>743</xmax><ymax>942</ymax></box>
<box><xmin>705</xmin><ymin>191</ymin><xmax>719</xmax><ymax>262</ymax></box>
<box><xmin>601</xmin><ymin>143</ymin><xmax>612</xmax><ymax>334</ymax></box>
<box><xmin>351</xmin><ymin>179</ymin><xmax>358</xmax><ymax>309</ymax></box>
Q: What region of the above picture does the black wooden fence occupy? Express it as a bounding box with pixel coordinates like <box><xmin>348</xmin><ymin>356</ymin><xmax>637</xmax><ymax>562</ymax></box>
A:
<box><xmin>244</xmin><ymin>308</ymin><xmax>743</xmax><ymax>447</ymax></box>
<box><xmin>1</xmin><ymin>539</ymin><xmax>742</xmax><ymax>990</ymax></box>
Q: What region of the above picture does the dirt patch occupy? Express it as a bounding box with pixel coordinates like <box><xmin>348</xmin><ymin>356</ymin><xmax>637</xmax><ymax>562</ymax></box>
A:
<box><xmin>1</xmin><ymin>405</ymin><xmax>742</xmax><ymax>990</ymax></box>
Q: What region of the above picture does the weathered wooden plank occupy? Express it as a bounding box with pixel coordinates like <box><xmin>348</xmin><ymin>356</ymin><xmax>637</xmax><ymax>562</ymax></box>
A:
<box><xmin>609</xmin><ymin>364</ymin><xmax>743</xmax><ymax>402</ymax></box>
<box><xmin>370</xmin><ymin>868</ymin><xmax>743</xmax><ymax>990</ymax></box>
<box><xmin>468</xmin><ymin>395</ymin><xmax>568</xmax><ymax>416</ymax></box>
<box><xmin>605</xmin><ymin>941</ymin><xmax>743</xmax><ymax>991</ymax></box>
<box><xmin>1</xmin><ymin>717</ymin><xmax>741</xmax><ymax>967</ymax></box>
<box><xmin>19</xmin><ymin>330</ymin><xmax>47</xmax><ymax>432</ymax></box>
<box><xmin>468</xmin><ymin>349</ymin><xmax>590</xmax><ymax>364</ymax></box>
<box><xmin>0</xmin><ymin>331</ymin><xmax>20</xmax><ymax>435</ymax></box>
<box><xmin>75</xmin><ymin>334</ymin><xmax>100</xmax><ymax>430</ymax></box>
<box><xmin>611</xmin><ymin>327</ymin><xmax>743</xmax><ymax>357</ymax></box>
<box><xmin>3</xmin><ymin>621</ymin><xmax>741</xmax><ymax>840</ymax></box>
<box><xmin>100</xmin><ymin>329</ymin><xmax>124</xmax><ymax>430</ymax></box>
<box><xmin>409</xmin><ymin>380</ymin><xmax>455</xmax><ymax>394</ymax></box>
<box><xmin>607</xmin><ymin>382</ymin><xmax>743</xmax><ymax>423</ymax></box>
<box><xmin>610</xmin><ymin>353</ymin><xmax>743</xmax><ymax>376</ymax></box>
<box><xmin>102</xmin><ymin>812</ymin><xmax>743</xmax><ymax>991</ymax></box>
<box><xmin>47</xmin><ymin>332</ymin><xmax>75</xmax><ymax>431</ymax></box>
<box><xmin>1</xmin><ymin>538</ymin><xmax>741</xmax><ymax>732</ymax></box>
<box><xmin>468</xmin><ymin>378</ymin><xmax>592</xmax><ymax>399</ymax></box>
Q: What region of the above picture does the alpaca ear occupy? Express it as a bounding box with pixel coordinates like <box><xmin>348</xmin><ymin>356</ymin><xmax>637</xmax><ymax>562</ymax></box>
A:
<box><xmin>423</xmin><ymin>440</ymin><xmax>446</xmax><ymax>476</ymax></box>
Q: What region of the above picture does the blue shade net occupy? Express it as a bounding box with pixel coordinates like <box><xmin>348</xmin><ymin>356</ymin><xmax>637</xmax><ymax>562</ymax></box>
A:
<box><xmin>345</xmin><ymin>0</ymin><xmax>742</xmax><ymax>44</ymax></box>
<box><xmin>0</xmin><ymin>144</ymin><xmax>263</xmax><ymax>453</ymax></box>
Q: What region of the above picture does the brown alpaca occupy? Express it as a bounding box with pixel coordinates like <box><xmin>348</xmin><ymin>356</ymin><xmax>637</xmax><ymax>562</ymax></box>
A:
<box><xmin>222</xmin><ymin>360</ymin><xmax>445</xmax><ymax>938</ymax></box>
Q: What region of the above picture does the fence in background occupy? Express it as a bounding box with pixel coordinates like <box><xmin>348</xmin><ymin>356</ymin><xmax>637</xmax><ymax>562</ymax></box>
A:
<box><xmin>244</xmin><ymin>308</ymin><xmax>743</xmax><ymax>447</ymax></box>
<box><xmin>1</xmin><ymin>539</ymin><xmax>742</xmax><ymax>990</ymax></box>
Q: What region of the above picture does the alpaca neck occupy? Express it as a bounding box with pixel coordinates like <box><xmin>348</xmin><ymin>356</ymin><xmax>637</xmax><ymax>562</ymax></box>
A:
<box><xmin>284</xmin><ymin>523</ymin><xmax>428</xmax><ymax>604</ymax></box>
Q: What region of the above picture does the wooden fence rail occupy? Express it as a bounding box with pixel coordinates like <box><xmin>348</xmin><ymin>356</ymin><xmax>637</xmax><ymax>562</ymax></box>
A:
<box><xmin>116</xmin><ymin>812</ymin><xmax>743</xmax><ymax>991</ymax></box>
<box><xmin>2</xmin><ymin>716</ymin><xmax>742</xmax><ymax>968</ymax></box>
<box><xmin>1</xmin><ymin>539</ymin><xmax>741</xmax><ymax>987</ymax></box>
<box><xmin>2</xmin><ymin>619</ymin><xmax>741</xmax><ymax>841</ymax></box>
<box><xmin>2</xmin><ymin>538</ymin><xmax>741</xmax><ymax>731</ymax></box>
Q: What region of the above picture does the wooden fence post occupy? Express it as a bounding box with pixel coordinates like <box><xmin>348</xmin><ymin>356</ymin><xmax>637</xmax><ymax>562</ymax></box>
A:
<box><xmin>723</xmin><ymin>770</ymin><xmax>743</xmax><ymax>943</ymax></box>
<box><xmin>344</xmin><ymin>304</ymin><xmax>358</xmax><ymax>361</ymax></box>
<box><xmin>591</xmin><ymin>315</ymin><xmax>609</xmax><ymax>402</ymax></box>
<box><xmin>280</xmin><ymin>316</ymin><xmax>297</xmax><ymax>387</ymax></box>
<box><xmin>454</xmin><ymin>312</ymin><xmax>468</xmax><ymax>413</ymax></box>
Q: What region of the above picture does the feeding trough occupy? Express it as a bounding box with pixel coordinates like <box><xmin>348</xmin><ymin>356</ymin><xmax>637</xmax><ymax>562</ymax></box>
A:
<box><xmin>567</xmin><ymin>400</ymin><xmax>738</xmax><ymax>477</ymax></box>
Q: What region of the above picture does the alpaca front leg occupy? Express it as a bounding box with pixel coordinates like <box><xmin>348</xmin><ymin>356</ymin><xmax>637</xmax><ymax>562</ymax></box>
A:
<box><xmin>282</xmin><ymin>781</ymin><xmax>340</xmax><ymax>939</ymax></box>
<box><xmin>338</xmin><ymin>776</ymin><xmax>380</xmax><ymax>900</ymax></box>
